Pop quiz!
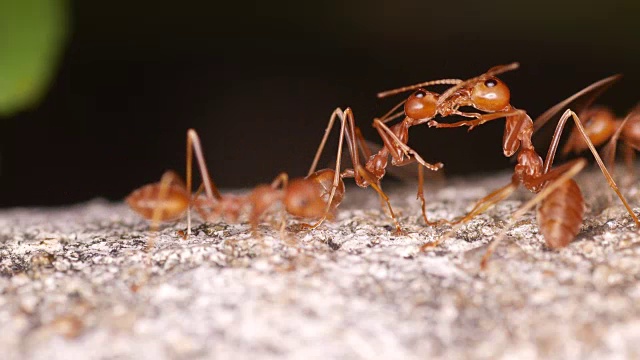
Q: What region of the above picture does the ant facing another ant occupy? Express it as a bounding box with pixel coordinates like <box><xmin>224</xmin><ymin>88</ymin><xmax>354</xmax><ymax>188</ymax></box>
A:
<box><xmin>378</xmin><ymin>65</ymin><xmax>639</xmax><ymax>265</ymax></box>
<box><xmin>370</xmin><ymin>63</ymin><xmax>520</xmax><ymax>225</ymax></box>
<box><xmin>127</xmin><ymin>63</ymin><xmax>640</xmax><ymax>268</ymax></box>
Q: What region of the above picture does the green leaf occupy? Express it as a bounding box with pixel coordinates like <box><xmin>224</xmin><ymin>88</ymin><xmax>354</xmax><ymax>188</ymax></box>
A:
<box><xmin>0</xmin><ymin>0</ymin><xmax>69</xmax><ymax>116</ymax></box>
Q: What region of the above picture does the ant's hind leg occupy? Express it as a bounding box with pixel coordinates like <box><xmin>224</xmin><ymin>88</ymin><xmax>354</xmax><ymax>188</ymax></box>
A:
<box><xmin>146</xmin><ymin>170</ymin><xmax>184</xmax><ymax>251</ymax></box>
<box><xmin>416</xmin><ymin>164</ymin><xmax>448</xmax><ymax>226</ymax></box>
<box><xmin>270</xmin><ymin>173</ymin><xmax>290</xmax><ymax>239</ymax></box>
<box><xmin>373</xmin><ymin>119</ymin><xmax>443</xmax><ymax>171</ymax></box>
<box><xmin>547</xmin><ymin>110</ymin><xmax>640</xmax><ymax>227</ymax></box>
<box><xmin>357</xmin><ymin>166</ymin><xmax>405</xmax><ymax>235</ymax></box>
<box><xmin>186</xmin><ymin>129</ymin><xmax>223</xmax><ymax>236</ymax></box>
<box><xmin>308</xmin><ymin>108</ymin><xmax>346</xmax><ymax>176</ymax></box>
<box><xmin>420</xmin><ymin>181</ymin><xmax>519</xmax><ymax>251</ymax></box>
<box><xmin>479</xmin><ymin>159</ymin><xmax>587</xmax><ymax>268</ymax></box>
<box><xmin>300</xmin><ymin>108</ymin><xmax>351</xmax><ymax>230</ymax></box>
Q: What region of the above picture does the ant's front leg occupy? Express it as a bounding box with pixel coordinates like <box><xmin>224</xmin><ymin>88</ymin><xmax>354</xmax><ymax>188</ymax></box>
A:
<box><xmin>427</xmin><ymin>109</ymin><xmax>526</xmax><ymax>130</ymax></box>
<box><xmin>372</xmin><ymin>119</ymin><xmax>444</xmax><ymax>171</ymax></box>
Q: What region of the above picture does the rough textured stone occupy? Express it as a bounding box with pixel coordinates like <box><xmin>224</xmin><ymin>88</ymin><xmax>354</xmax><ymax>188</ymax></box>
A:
<box><xmin>1</xmin><ymin>168</ymin><xmax>640</xmax><ymax>359</ymax></box>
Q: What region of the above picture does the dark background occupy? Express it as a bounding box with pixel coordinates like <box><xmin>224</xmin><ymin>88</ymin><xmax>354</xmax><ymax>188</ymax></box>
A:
<box><xmin>1</xmin><ymin>0</ymin><xmax>639</xmax><ymax>207</ymax></box>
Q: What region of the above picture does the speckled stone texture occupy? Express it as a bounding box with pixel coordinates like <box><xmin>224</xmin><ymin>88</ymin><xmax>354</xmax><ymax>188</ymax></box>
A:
<box><xmin>1</xmin><ymin>168</ymin><xmax>640</xmax><ymax>360</ymax></box>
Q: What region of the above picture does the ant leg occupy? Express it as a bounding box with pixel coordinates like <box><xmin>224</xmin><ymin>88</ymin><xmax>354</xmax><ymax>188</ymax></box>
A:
<box><xmin>353</xmin><ymin>124</ymin><xmax>392</xmax><ymax>215</ymax></box>
<box><xmin>453</xmin><ymin>182</ymin><xmax>520</xmax><ymax>225</ymax></box>
<box><xmin>420</xmin><ymin>181</ymin><xmax>519</xmax><ymax>251</ymax></box>
<box><xmin>146</xmin><ymin>170</ymin><xmax>183</xmax><ymax>251</ymax></box>
<box><xmin>623</xmin><ymin>145</ymin><xmax>636</xmax><ymax>181</ymax></box>
<box><xmin>373</xmin><ymin>119</ymin><xmax>444</xmax><ymax>171</ymax></box>
<box><xmin>427</xmin><ymin>109</ymin><xmax>527</xmax><ymax>130</ymax></box>
<box><xmin>300</xmin><ymin>108</ymin><xmax>352</xmax><ymax>230</ymax></box>
<box><xmin>357</xmin><ymin>166</ymin><xmax>405</xmax><ymax>235</ymax></box>
<box><xmin>186</xmin><ymin>129</ymin><xmax>223</xmax><ymax>237</ymax></box>
<box><xmin>382</xmin><ymin>155</ymin><xmax>444</xmax><ymax>226</ymax></box>
<box><xmin>602</xmin><ymin>111</ymin><xmax>636</xmax><ymax>175</ymax></box>
<box><xmin>533</xmin><ymin>75</ymin><xmax>621</xmax><ymax>133</ymax></box>
<box><xmin>480</xmin><ymin>159</ymin><xmax>587</xmax><ymax>268</ymax></box>
<box><xmin>371</xmin><ymin>119</ymin><xmax>445</xmax><ymax>223</ymax></box>
<box><xmin>354</xmin><ymin>126</ymin><xmax>374</xmax><ymax>159</ymax></box>
<box><xmin>544</xmin><ymin>109</ymin><xmax>640</xmax><ymax>227</ymax></box>
<box><xmin>416</xmin><ymin>164</ymin><xmax>444</xmax><ymax>226</ymax></box>
<box><xmin>270</xmin><ymin>173</ymin><xmax>290</xmax><ymax>237</ymax></box>
<box><xmin>308</xmin><ymin>108</ymin><xmax>345</xmax><ymax>176</ymax></box>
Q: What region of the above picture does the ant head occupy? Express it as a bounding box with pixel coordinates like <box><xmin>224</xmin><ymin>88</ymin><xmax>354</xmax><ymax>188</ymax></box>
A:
<box><xmin>284</xmin><ymin>179</ymin><xmax>327</xmax><ymax>219</ymax></box>
<box><xmin>404</xmin><ymin>88</ymin><xmax>438</xmax><ymax>120</ymax></box>
<box><xmin>470</xmin><ymin>77</ymin><xmax>511</xmax><ymax>112</ymax></box>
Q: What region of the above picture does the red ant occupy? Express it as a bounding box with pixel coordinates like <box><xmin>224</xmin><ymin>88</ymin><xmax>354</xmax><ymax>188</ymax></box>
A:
<box><xmin>372</xmin><ymin>63</ymin><xmax>520</xmax><ymax>224</ymax></box>
<box><xmin>126</xmin><ymin>128</ymin><xmax>347</xmax><ymax>244</ymax></box>
<box><xmin>304</xmin><ymin>106</ymin><xmax>448</xmax><ymax>233</ymax></box>
<box><xmin>379</xmin><ymin>66</ymin><xmax>640</xmax><ymax>265</ymax></box>
<box><xmin>532</xmin><ymin>80</ymin><xmax>640</xmax><ymax>175</ymax></box>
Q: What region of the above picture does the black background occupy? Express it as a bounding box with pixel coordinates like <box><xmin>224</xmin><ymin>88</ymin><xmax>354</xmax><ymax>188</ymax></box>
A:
<box><xmin>2</xmin><ymin>0</ymin><xmax>639</xmax><ymax>207</ymax></box>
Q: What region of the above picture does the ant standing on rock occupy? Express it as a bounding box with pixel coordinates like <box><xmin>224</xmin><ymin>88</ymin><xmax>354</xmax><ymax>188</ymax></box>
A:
<box><xmin>388</xmin><ymin>66</ymin><xmax>640</xmax><ymax>265</ymax></box>
<box><xmin>127</xmin><ymin>126</ymin><xmax>347</xmax><ymax>246</ymax></box>
<box><xmin>373</xmin><ymin>63</ymin><xmax>520</xmax><ymax>225</ymax></box>
<box><xmin>532</xmin><ymin>79</ymin><xmax>640</xmax><ymax>177</ymax></box>
<box><xmin>305</xmin><ymin>106</ymin><xmax>447</xmax><ymax>233</ymax></box>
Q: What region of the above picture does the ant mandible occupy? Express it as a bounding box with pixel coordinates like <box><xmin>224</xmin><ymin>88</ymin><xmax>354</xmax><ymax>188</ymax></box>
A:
<box><xmin>126</xmin><ymin>126</ymin><xmax>347</xmax><ymax>246</ymax></box>
<box><xmin>408</xmin><ymin>68</ymin><xmax>640</xmax><ymax>266</ymax></box>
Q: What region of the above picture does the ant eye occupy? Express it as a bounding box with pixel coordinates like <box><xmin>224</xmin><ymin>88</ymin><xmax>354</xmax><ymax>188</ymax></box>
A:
<box><xmin>484</xmin><ymin>78</ymin><xmax>498</xmax><ymax>87</ymax></box>
<box><xmin>414</xmin><ymin>90</ymin><xmax>426</xmax><ymax>98</ymax></box>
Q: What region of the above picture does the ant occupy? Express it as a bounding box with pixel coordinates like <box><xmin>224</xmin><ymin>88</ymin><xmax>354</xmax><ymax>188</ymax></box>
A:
<box><xmin>372</xmin><ymin>63</ymin><xmax>520</xmax><ymax>224</ymax></box>
<box><xmin>305</xmin><ymin>106</ymin><xmax>448</xmax><ymax>233</ymax></box>
<box><xmin>390</xmin><ymin>68</ymin><xmax>640</xmax><ymax>265</ymax></box>
<box><xmin>599</xmin><ymin>106</ymin><xmax>640</xmax><ymax>175</ymax></box>
<box><xmin>532</xmin><ymin>80</ymin><xmax>640</xmax><ymax>176</ymax></box>
<box><xmin>126</xmin><ymin>127</ymin><xmax>347</xmax><ymax>245</ymax></box>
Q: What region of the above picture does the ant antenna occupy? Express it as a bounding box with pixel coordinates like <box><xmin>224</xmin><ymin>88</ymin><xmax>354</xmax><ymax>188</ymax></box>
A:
<box><xmin>377</xmin><ymin>79</ymin><xmax>463</xmax><ymax>98</ymax></box>
<box><xmin>437</xmin><ymin>62</ymin><xmax>520</xmax><ymax>106</ymax></box>
<box><xmin>532</xmin><ymin>74</ymin><xmax>622</xmax><ymax>133</ymax></box>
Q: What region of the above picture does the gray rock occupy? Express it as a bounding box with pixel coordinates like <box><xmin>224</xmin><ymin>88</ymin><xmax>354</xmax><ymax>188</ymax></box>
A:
<box><xmin>1</xmin><ymin>168</ymin><xmax>640</xmax><ymax>359</ymax></box>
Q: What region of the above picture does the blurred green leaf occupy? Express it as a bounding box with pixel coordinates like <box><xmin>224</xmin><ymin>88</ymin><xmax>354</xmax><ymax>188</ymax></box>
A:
<box><xmin>0</xmin><ymin>0</ymin><xmax>69</xmax><ymax>116</ymax></box>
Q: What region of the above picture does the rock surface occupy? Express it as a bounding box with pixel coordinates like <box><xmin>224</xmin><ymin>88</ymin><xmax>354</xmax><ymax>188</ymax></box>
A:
<box><xmin>2</xmin><ymin>169</ymin><xmax>640</xmax><ymax>359</ymax></box>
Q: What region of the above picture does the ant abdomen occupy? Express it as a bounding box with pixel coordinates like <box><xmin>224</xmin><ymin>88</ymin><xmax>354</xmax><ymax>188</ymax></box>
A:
<box><xmin>126</xmin><ymin>183</ymin><xmax>190</xmax><ymax>222</ymax></box>
<box><xmin>536</xmin><ymin>179</ymin><xmax>584</xmax><ymax>249</ymax></box>
<box><xmin>305</xmin><ymin>169</ymin><xmax>345</xmax><ymax>212</ymax></box>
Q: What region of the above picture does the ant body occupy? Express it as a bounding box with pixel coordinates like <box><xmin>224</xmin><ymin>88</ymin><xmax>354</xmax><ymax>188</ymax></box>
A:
<box><xmin>383</xmin><ymin>67</ymin><xmax>640</xmax><ymax>264</ymax></box>
<box><xmin>127</xmin><ymin>128</ymin><xmax>346</xmax><ymax>242</ymax></box>
<box><xmin>538</xmin><ymin>103</ymin><xmax>640</xmax><ymax>174</ymax></box>
<box><xmin>306</xmin><ymin>107</ymin><xmax>448</xmax><ymax>233</ymax></box>
<box><xmin>531</xmin><ymin>74</ymin><xmax>640</xmax><ymax>171</ymax></box>
<box><xmin>372</xmin><ymin>63</ymin><xmax>520</xmax><ymax>224</ymax></box>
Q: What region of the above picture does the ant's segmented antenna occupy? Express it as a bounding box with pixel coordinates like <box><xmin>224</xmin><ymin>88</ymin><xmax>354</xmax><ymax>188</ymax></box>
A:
<box><xmin>377</xmin><ymin>78</ymin><xmax>463</xmax><ymax>98</ymax></box>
